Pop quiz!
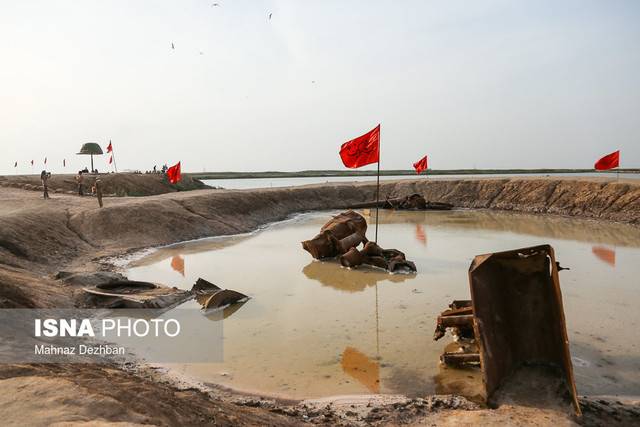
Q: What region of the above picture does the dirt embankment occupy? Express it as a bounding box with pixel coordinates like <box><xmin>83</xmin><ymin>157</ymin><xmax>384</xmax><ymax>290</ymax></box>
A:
<box><xmin>0</xmin><ymin>173</ymin><xmax>209</xmax><ymax>197</ymax></box>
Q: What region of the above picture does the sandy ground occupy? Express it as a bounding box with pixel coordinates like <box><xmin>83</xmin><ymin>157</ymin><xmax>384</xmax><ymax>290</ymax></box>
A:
<box><xmin>1</xmin><ymin>175</ymin><xmax>639</xmax><ymax>425</ymax></box>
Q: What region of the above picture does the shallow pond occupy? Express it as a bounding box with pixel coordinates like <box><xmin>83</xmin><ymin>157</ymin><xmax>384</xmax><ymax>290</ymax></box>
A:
<box><xmin>127</xmin><ymin>209</ymin><xmax>640</xmax><ymax>399</ymax></box>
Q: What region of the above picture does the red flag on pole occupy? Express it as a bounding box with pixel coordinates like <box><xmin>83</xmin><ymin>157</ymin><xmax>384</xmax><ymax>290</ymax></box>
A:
<box><xmin>339</xmin><ymin>125</ymin><xmax>380</xmax><ymax>168</ymax></box>
<box><xmin>106</xmin><ymin>141</ymin><xmax>113</xmax><ymax>153</ymax></box>
<box><xmin>413</xmin><ymin>155</ymin><xmax>428</xmax><ymax>174</ymax></box>
<box><xmin>166</xmin><ymin>161</ymin><xmax>182</xmax><ymax>184</ymax></box>
<box><xmin>108</xmin><ymin>155</ymin><xmax>113</xmax><ymax>165</ymax></box>
<box><xmin>594</xmin><ymin>150</ymin><xmax>619</xmax><ymax>171</ymax></box>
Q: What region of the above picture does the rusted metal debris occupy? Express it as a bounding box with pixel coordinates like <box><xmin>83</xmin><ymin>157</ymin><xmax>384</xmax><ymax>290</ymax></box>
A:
<box><xmin>433</xmin><ymin>300</ymin><xmax>479</xmax><ymax>367</ymax></box>
<box><xmin>350</xmin><ymin>193</ymin><xmax>453</xmax><ymax>211</ymax></box>
<box><xmin>469</xmin><ymin>244</ymin><xmax>580</xmax><ymax>415</ymax></box>
<box><xmin>434</xmin><ymin>245</ymin><xmax>580</xmax><ymax>416</ymax></box>
<box><xmin>193</xmin><ymin>278</ymin><xmax>249</xmax><ymax>310</ymax></box>
<box><xmin>384</xmin><ymin>193</ymin><xmax>453</xmax><ymax>211</ymax></box>
<box><xmin>302</xmin><ymin>211</ymin><xmax>417</xmax><ymax>273</ymax></box>
<box><xmin>82</xmin><ymin>277</ymin><xmax>248</xmax><ymax>311</ymax></box>
<box><xmin>82</xmin><ymin>280</ymin><xmax>192</xmax><ymax>309</ymax></box>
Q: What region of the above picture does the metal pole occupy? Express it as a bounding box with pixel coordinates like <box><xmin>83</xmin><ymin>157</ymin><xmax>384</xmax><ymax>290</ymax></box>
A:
<box><xmin>90</xmin><ymin>154</ymin><xmax>94</xmax><ymax>172</ymax></box>
<box><xmin>110</xmin><ymin>140</ymin><xmax>118</xmax><ymax>173</ymax></box>
<box><xmin>374</xmin><ymin>131</ymin><xmax>380</xmax><ymax>243</ymax></box>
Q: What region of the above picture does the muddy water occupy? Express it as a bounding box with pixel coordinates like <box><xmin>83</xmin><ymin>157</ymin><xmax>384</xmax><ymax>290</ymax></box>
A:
<box><xmin>127</xmin><ymin>210</ymin><xmax>640</xmax><ymax>400</ymax></box>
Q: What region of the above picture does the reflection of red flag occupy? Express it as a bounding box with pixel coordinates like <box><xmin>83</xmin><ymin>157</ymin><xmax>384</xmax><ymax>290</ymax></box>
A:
<box><xmin>167</xmin><ymin>161</ymin><xmax>181</xmax><ymax>184</ymax></box>
<box><xmin>339</xmin><ymin>125</ymin><xmax>380</xmax><ymax>168</ymax></box>
<box><xmin>592</xmin><ymin>246</ymin><xmax>615</xmax><ymax>267</ymax></box>
<box><xmin>413</xmin><ymin>155</ymin><xmax>428</xmax><ymax>174</ymax></box>
<box><xmin>415</xmin><ymin>224</ymin><xmax>427</xmax><ymax>245</ymax></box>
<box><xmin>594</xmin><ymin>150</ymin><xmax>619</xmax><ymax>171</ymax></box>
<box><xmin>171</xmin><ymin>255</ymin><xmax>185</xmax><ymax>276</ymax></box>
<box><xmin>106</xmin><ymin>141</ymin><xmax>113</xmax><ymax>153</ymax></box>
<box><xmin>341</xmin><ymin>347</ymin><xmax>380</xmax><ymax>393</ymax></box>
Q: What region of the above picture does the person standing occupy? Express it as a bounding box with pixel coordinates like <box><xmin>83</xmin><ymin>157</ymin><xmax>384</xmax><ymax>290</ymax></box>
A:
<box><xmin>76</xmin><ymin>171</ymin><xmax>84</xmax><ymax>196</ymax></box>
<box><xmin>40</xmin><ymin>170</ymin><xmax>50</xmax><ymax>199</ymax></box>
<box><xmin>93</xmin><ymin>178</ymin><xmax>103</xmax><ymax>208</ymax></box>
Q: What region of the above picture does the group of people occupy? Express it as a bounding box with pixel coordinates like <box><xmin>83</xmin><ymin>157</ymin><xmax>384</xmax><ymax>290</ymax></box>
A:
<box><xmin>39</xmin><ymin>170</ymin><xmax>103</xmax><ymax>208</ymax></box>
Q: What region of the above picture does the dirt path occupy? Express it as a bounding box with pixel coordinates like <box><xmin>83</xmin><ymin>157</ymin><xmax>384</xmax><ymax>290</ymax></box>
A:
<box><xmin>0</xmin><ymin>176</ymin><xmax>639</xmax><ymax>425</ymax></box>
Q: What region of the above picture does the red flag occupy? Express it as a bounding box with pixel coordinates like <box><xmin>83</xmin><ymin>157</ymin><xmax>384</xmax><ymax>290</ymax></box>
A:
<box><xmin>594</xmin><ymin>150</ymin><xmax>619</xmax><ymax>171</ymax></box>
<box><xmin>106</xmin><ymin>141</ymin><xmax>113</xmax><ymax>153</ymax></box>
<box><xmin>413</xmin><ymin>155</ymin><xmax>428</xmax><ymax>174</ymax></box>
<box><xmin>339</xmin><ymin>125</ymin><xmax>380</xmax><ymax>168</ymax></box>
<box><xmin>108</xmin><ymin>155</ymin><xmax>113</xmax><ymax>165</ymax></box>
<box><xmin>167</xmin><ymin>161</ymin><xmax>181</xmax><ymax>184</ymax></box>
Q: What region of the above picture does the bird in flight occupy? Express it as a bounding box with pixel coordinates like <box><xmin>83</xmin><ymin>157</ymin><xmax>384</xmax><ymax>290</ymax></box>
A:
<box><xmin>171</xmin><ymin>42</ymin><xmax>175</xmax><ymax>49</ymax></box>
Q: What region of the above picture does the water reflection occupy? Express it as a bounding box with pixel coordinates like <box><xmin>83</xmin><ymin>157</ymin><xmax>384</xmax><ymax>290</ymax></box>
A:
<box><xmin>592</xmin><ymin>246</ymin><xmax>616</xmax><ymax>267</ymax></box>
<box><xmin>302</xmin><ymin>260</ymin><xmax>415</xmax><ymax>293</ymax></box>
<box><xmin>171</xmin><ymin>255</ymin><xmax>185</xmax><ymax>276</ymax></box>
<box><xmin>341</xmin><ymin>347</ymin><xmax>380</xmax><ymax>393</ymax></box>
<box><xmin>415</xmin><ymin>224</ymin><xmax>427</xmax><ymax>246</ymax></box>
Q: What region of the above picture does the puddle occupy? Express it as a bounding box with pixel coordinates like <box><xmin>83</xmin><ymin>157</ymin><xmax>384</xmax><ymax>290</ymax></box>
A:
<box><xmin>127</xmin><ymin>209</ymin><xmax>640</xmax><ymax>399</ymax></box>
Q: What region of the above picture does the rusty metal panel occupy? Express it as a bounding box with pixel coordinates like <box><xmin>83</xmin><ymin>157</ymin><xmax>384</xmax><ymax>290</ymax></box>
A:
<box><xmin>468</xmin><ymin>244</ymin><xmax>580</xmax><ymax>416</ymax></box>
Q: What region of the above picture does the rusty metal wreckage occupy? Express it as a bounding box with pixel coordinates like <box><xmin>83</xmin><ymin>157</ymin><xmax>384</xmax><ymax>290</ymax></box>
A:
<box><xmin>435</xmin><ymin>245</ymin><xmax>581</xmax><ymax>416</ymax></box>
<box><xmin>302</xmin><ymin>205</ymin><xmax>581</xmax><ymax>416</ymax></box>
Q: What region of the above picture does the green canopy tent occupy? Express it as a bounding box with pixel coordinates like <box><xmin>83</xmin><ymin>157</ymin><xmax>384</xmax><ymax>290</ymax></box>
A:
<box><xmin>77</xmin><ymin>143</ymin><xmax>103</xmax><ymax>172</ymax></box>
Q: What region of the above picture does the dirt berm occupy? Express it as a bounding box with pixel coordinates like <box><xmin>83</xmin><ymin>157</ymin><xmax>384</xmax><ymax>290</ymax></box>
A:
<box><xmin>0</xmin><ymin>172</ymin><xmax>209</xmax><ymax>196</ymax></box>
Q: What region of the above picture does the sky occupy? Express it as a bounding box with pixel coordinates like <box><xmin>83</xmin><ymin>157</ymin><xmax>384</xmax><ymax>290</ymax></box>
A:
<box><xmin>1</xmin><ymin>0</ymin><xmax>639</xmax><ymax>174</ymax></box>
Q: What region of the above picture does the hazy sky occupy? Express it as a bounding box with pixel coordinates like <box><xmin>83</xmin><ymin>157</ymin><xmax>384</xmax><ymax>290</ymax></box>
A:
<box><xmin>1</xmin><ymin>0</ymin><xmax>639</xmax><ymax>174</ymax></box>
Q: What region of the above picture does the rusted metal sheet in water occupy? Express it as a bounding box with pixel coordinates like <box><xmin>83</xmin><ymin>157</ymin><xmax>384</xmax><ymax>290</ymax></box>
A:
<box><xmin>468</xmin><ymin>244</ymin><xmax>581</xmax><ymax>416</ymax></box>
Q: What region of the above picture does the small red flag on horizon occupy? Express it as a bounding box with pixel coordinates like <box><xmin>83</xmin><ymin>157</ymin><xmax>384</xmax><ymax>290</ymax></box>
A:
<box><xmin>106</xmin><ymin>141</ymin><xmax>113</xmax><ymax>153</ymax></box>
<box><xmin>108</xmin><ymin>155</ymin><xmax>113</xmax><ymax>165</ymax></box>
<box><xmin>413</xmin><ymin>155</ymin><xmax>428</xmax><ymax>174</ymax></box>
<box><xmin>594</xmin><ymin>150</ymin><xmax>619</xmax><ymax>171</ymax></box>
<box><xmin>339</xmin><ymin>125</ymin><xmax>380</xmax><ymax>169</ymax></box>
<box><xmin>167</xmin><ymin>161</ymin><xmax>182</xmax><ymax>184</ymax></box>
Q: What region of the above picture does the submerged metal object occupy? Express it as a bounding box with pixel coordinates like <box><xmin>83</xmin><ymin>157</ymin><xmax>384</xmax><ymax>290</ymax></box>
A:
<box><xmin>302</xmin><ymin>211</ymin><xmax>417</xmax><ymax>273</ymax></box>
<box><xmin>469</xmin><ymin>245</ymin><xmax>580</xmax><ymax>415</ymax></box>
<box><xmin>193</xmin><ymin>277</ymin><xmax>249</xmax><ymax>311</ymax></box>
<box><xmin>82</xmin><ymin>280</ymin><xmax>191</xmax><ymax>309</ymax></box>
<box><xmin>383</xmin><ymin>193</ymin><xmax>453</xmax><ymax>211</ymax></box>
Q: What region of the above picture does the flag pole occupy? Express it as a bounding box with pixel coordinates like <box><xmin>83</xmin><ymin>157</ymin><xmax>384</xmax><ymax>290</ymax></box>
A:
<box><xmin>374</xmin><ymin>129</ymin><xmax>380</xmax><ymax>243</ymax></box>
